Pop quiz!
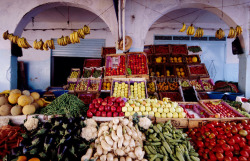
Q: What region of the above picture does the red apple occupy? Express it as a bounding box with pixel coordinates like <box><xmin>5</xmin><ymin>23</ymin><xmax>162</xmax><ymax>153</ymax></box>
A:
<box><xmin>119</xmin><ymin>112</ymin><xmax>124</xmax><ymax>116</ymax></box>
<box><xmin>95</xmin><ymin>103</ymin><xmax>100</xmax><ymax>108</ymax></box>
<box><xmin>110</xmin><ymin>97</ymin><xmax>116</xmax><ymax>102</ymax></box>
<box><xmin>116</xmin><ymin>106</ymin><xmax>122</xmax><ymax>112</ymax></box>
<box><xmin>90</xmin><ymin>108</ymin><xmax>97</xmax><ymax>114</ymax></box>
<box><xmin>107</xmin><ymin>111</ymin><xmax>113</xmax><ymax>117</ymax></box>
<box><xmin>105</xmin><ymin>105</ymin><xmax>111</xmax><ymax>112</ymax></box>
<box><xmin>87</xmin><ymin>110</ymin><xmax>93</xmax><ymax>118</ymax></box>
<box><xmin>116</xmin><ymin>97</ymin><xmax>122</xmax><ymax>103</ymax></box>
<box><xmin>111</xmin><ymin>106</ymin><xmax>116</xmax><ymax>112</ymax></box>
<box><xmin>92</xmin><ymin>99</ymin><xmax>98</xmax><ymax>104</ymax></box>
<box><xmin>101</xmin><ymin>111</ymin><xmax>106</xmax><ymax>117</ymax></box>
<box><xmin>119</xmin><ymin>101</ymin><xmax>125</xmax><ymax>107</ymax></box>
<box><xmin>113</xmin><ymin>112</ymin><xmax>119</xmax><ymax>117</ymax></box>
<box><xmin>104</xmin><ymin>98</ymin><xmax>108</xmax><ymax>102</ymax></box>
<box><xmin>101</xmin><ymin>101</ymin><xmax>107</xmax><ymax>106</ymax></box>
<box><xmin>99</xmin><ymin>105</ymin><xmax>104</xmax><ymax>111</ymax></box>
<box><xmin>97</xmin><ymin>98</ymin><xmax>103</xmax><ymax>104</ymax></box>
<box><xmin>114</xmin><ymin>103</ymin><xmax>119</xmax><ymax>107</ymax></box>
<box><xmin>107</xmin><ymin>101</ymin><xmax>113</xmax><ymax>106</ymax></box>
<box><xmin>96</xmin><ymin>111</ymin><xmax>101</xmax><ymax>117</ymax></box>
<box><xmin>89</xmin><ymin>103</ymin><xmax>95</xmax><ymax>109</ymax></box>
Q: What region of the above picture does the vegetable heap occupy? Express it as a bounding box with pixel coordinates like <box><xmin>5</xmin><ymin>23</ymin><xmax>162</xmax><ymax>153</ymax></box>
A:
<box><xmin>144</xmin><ymin>120</ymin><xmax>199</xmax><ymax>161</ymax></box>
<box><xmin>0</xmin><ymin>125</ymin><xmax>24</xmax><ymax>160</ymax></box>
<box><xmin>5</xmin><ymin>116</ymin><xmax>90</xmax><ymax>161</ymax></box>
<box><xmin>187</xmin><ymin>120</ymin><xmax>250</xmax><ymax>161</ymax></box>
<box><xmin>92</xmin><ymin>70</ymin><xmax>102</xmax><ymax>78</ymax></box>
<box><xmin>40</xmin><ymin>93</ymin><xmax>87</xmax><ymax>117</ymax></box>
<box><xmin>82</xmin><ymin>117</ymin><xmax>147</xmax><ymax>161</ymax></box>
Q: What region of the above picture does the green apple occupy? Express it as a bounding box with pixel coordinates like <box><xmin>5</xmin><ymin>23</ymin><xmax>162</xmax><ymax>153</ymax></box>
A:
<box><xmin>128</xmin><ymin>106</ymin><xmax>133</xmax><ymax>112</ymax></box>
<box><xmin>143</xmin><ymin>111</ymin><xmax>149</xmax><ymax>116</ymax></box>
<box><xmin>146</xmin><ymin>106</ymin><xmax>152</xmax><ymax>112</ymax></box>
<box><xmin>153</xmin><ymin>107</ymin><xmax>158</xmax><ymax>112</ymax></box>
<box><xmin>135</xmin><ymin>103</ymin><xmax>140</xmax><ymax>107</ymax></box>
<box><xmin>145</xmin><ymin>103</ymin><xmax>150</xmax><ymax>107</ymax></box>
<box><xmin>130</xmin><ymin>111</ymin><xmax>135</xmax><ymax>116</ymax></box>
<box><xmin>155</xmin><ymin>112</ymin><xmax>161</xmax><ymax>118</ymax></box>
<box><xmin>161</xmin><ymin>112</ymin><xmax>167</xmax><ymax>118</ymax></box>
<box><xmin>128</xmin><ymin>100</ymin><xmax>133</xmax><ymax>104</ymax></box>
<box><xmin>173</xmin><ymin>112</ymin><xmax>178</xmax><ymax>118</ymax></box>
<box><xmin>137</xmin><ymin>112</ymin><xmax>142</xmax><ymax>116</ymax></box>
<box><xmin>122</xmin><ymin>107</ymin><xmax>127</xmax><ymax>112</ymax></box>
<box><xmin>140</xmin><ymin>105</ymin><xmax>146</xmax><ymax>112</ymax></box>
<box><xmin>164</xmin><ymin>108</ymin><xmax>169</xmax><ymax>113</ymax></box>
<box><xmin>148</xmin><ymin>111</ymin><xmax>154</xmax><ymax>117</ymax></box>
<box><xmin>158</xmin><ymin>107</ymin><xmax>163</xmax><ymax>113</ymax></box>
<box><xmin>169</xmin><ymin>107</ymin><xmax>175</xmax><ymax>113</ymax></box>
<box><xmin>172</xmin><ymin>102</ymin><xmax>178</xmax><ymax>108</ymax></box>
<box><xmin>167</xmin><ymin>113</ymin><xmax>173</xmax><ymax>118</ymax></box>
<box><xmin>179</xmin><ymin>112</ymin><xmax>186</xmax><ymax>118</ymax></box>
<box><xmin>175</xmin><ymin>107</ymin><xmax>182</xmax><ymax>113</ymax></box>
<box><xmin>134</xmin><ymin>106</ymin><xmax>140</xmax><ymax>112</ymax></box>
<box><xmin>125</xmin><ymin>112</ymin><xmax>130</xmax><ymax>116</ymax></box>
<box><xmin>125</xmin><ymin>102</ymin><xmax>130</xmax><ymax>107</ymax></box>
<box><xmin>146</xmin><ymin>99</ymin><xmax>151</xmax><ymax>104</ymax></box>
<box><xmin>166</xmin><ymin>103</ymin><xmax>171</xmax><ymax>108</ymax></box>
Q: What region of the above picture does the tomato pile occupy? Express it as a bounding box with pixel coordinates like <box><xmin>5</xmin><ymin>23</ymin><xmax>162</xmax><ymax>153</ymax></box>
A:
<box><xmin>103</xmin><ymin>47</ymin><xmax>116</xmax><ymax>56</ymax></box>
<box><xmin>106</xmin><ymin>56</ymin><xmax>126</xmax><ymax>76</ymax></box>
<box><xmin>172</xmin><ymin>45</ymin><xmax>187</xmax><ymax>54</ymax></box>
<box><xmin>128</xmin><ymin>54</ymin><xmax>147</xmax><ymax>75</ymax></box>
<box><xmin>155</xmin><ymin>45</ymin><xmax>169</xmax><ymax>53</ymax></box>
<box><xmin>189</xmin><ymin>66</ymin><xmax>207</xmax><ymax>75</ymax></box>
<box><xmin>187</xmin><ymin>120</ymin><xmax>250</xmax><ymax>161</ymax></box>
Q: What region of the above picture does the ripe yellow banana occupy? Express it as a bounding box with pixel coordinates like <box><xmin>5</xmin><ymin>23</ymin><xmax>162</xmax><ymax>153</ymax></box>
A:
<box><xmin>83</xmin><ymin>25</ymin><xmax>90</xmax><ymax>34</ymax></box>
<box><xmin>70</xmin><ymin>33</ymin><xmax>75</xmax><ymax>44</ymax></box>
<box><xmin>50</xmin><ymin>40</ymin><xmax>55</xmax><ymax>49</ymax></box>
<box><xmin>3</xmin><ymin>30</ymin><xmax>9</xmax><ymax>40</ymax></box>
<box><xmin>187</xmin><ymin>24</ymin><xmax>195</xmax><ymax>35</ymax></box>
<box><xmin>235</xmin><ymin>25</ymin><xmax>242</xmax><ymax>36</ymax></box>
<box><xmin>74</xmin><ymin>31</ymin><xmax>80</xmax><ymax>43</ymax></box>
<box><xmin>215</xmin><ymin>28</ymin><xmax>225</xmax><ymax>39</ymax></box>
<box><xmin>179</xmin><ymin>23</ymin><xmax>186</xmax><ymax>32</ymax></box>
<box><xmin>227</xmin><ymin>27</ymin><xmax>236</xmax><ymax>38</ymax></box>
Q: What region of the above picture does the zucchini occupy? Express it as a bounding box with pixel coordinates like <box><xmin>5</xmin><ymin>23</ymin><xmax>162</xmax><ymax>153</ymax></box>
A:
<box><xmin>144</xmin><ymin>146</ymin><xmax>152</xmax><ymax>155</ymax></box>
<box><xmin>161</xmin><ymin>146</ymin><xmax>168</xmax><ymax>155</ymax></box>
<box><xmin>190</xmin><ymin>156</ymin><xmax>200</xmax><ymax>161</ymax></box>
<box><xmin>163</xmin><ymin>141</ymin><xmax>172</xmax><ymax>154</ymax></box>
<box><xmin>148</xmin><ymin>146</ymin><xmax>157</xmax><ymax>154</ymax></box>
<box><xmin>153</xmin><ymin>125</ymin><xmax>160</xmax><ymax>133</ymax></box>
<box><xmin>157</xmin><ymin>124</ymin><xmax>162</xmax><ymax>132</ymax></box>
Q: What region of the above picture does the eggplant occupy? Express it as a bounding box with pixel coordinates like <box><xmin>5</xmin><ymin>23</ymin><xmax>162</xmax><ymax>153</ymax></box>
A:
<box><xmin>30</xmin><ymin>148</ymin><xmax>38</xmax><ymax>155</ymax></box>
<box><xmin>57</xmin><ymin>145</ymin><xmax>68</xmax><ymax>160</ymax></box>
<box><xmin>43</xmin><ymin>122</ymin><xmax>52</xmax><ymax>129</ymax></box>
<box><xmin>23</xmin><ymin>146</ymin><xmax>33</xmax><ymax>154</ymax></box>
<box><xmin>31</xmin><ymin>137</ymin><xmax>40</xmax><ymax>146</ymax></box>
<box><xmin>39</xmin><ymin>152</ymin><xmax>47</xmax><ymax>159</ymax></box>
<box><xmin>34</xmin><ymin>128</ymin><xmax>47</xmax><ymax>136</ymax></box>
<box><xmin>44</xmin><ymin>136</ymin><xmax>54</xmax><ymax>152</ymax></box>
<box><xmin>11</xmin><ymin>147</ymin><xmax>22</xmax><ymax>156</ymax></box>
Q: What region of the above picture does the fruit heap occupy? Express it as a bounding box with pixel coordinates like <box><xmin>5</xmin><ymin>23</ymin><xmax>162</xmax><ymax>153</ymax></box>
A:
<box><xmin>168</xmin><ymin>82</ymin><xmax>179</xmax><ymax>90</ymax></box>
<box><xmin>130</xmin><ymin>82</ymin><xmax>146</xmax><ymax>99</ymax></box>
<box><xmin>180</xmin><ymin>104</ymin><xmax>211</xmax><ymax>118</ymax></box>
<box><xmin>112</xmin><ymin>81</ymin><xmax>129</xmax><ymax>98</ymax></box>
<box><xmin>128</xmin><ymin>54</ymin><xmax>147</xmax><ymax>75</ymax></box>
<box><xmin>161</xmin><ymin>92</ymin><xmax>183</xmax><ymax>102</ymax></box>
<box><xmin>155</xmin><ymin>45</ymin><xmax>169</xmax><ymax>53</ymax></box>
<box><xmin>189</xmin><ymin>65</ymin><xmax>207</xmax><ymax>75</ymax></box>
<box><xmin>157</xmin><ymin>82</ymin><xmax>179</xmax><ymax>91</ymax></box>
<box><xmin>83</xmin><ymin>69</ymin><xmax>92</xmax><ymax>78</ymax></box>
<box><xmin>92</xmin><ymin>69</ymin><xmax>102</xmax><ymax>78</ymax></box>
<box><xmin>170</xmin><ymin>56</ymin><xmax>182</xmax><ymax>63</ymax></box>
<box><xmin>144</xmin><ymin>121</ymin><xmax>199</xmax><ymax>161</ymax></box>
<box><xmin>122</xmin><ymin>99</ymin><xmax>186</xmax><ymax>118</ymax></box>
<box><xmin>68</xmin><ymin>83</ymin><xmax>76</xmax><ymax>91</ymax></box>
<box><xmin>75</xmin><ymin>80</ymin><xmax>88</xmax><ymax>91</ymax></box>
<box><xmin>185</xmin><ymin>56</ymin><xmax>198</xmax><ymax>63</ymax></box>
<box><xmin>225</xmin><ymin>100</ymin><xmax>250</xmax><ymax>118</ymax></box>
<box><xmin>203</xmin><ymin>100</ymin><xmax>242</xmax><ymax>118</ymax></box>
<box><xmin>105</xmin><ymin>55</ymin><xmax>126</xmax><ymax>76</ymax></box>
<box><xmin>69</xmin><ymin>70</ymin><xmax>80</xmax><ymax>78</ymax></box>
<box><xmin>87</xmin><ymin>97</ymin><xmax>125</xmax><ymax>117</ymax></box>
<box><xmin>101</xmin><ymin>82</ymin><xmax>111</xmax><ymax>90</ymax></box>
<box><xmin>180</xmin><ymin>80</ymin><xmax>190</xmax><ymax>87</ymax></box>
<box><xmin>166</xmin><ymin>68</ymin><xmax>174</xmax><ymax>77</ymax></box>
<box><xmin>187</xmin><ymin>120</ymin><xmax>250</xmax><ymax>161</ymax></box>
<box><xmin>148</xmin><ymin>94</ymin><xmax>158</xmax><ymax>99</ymax></box>
<box><xmin>155</xmin><ymin>56</ymin><xmax>167</xmax><ymax>63</ymax></box>
<box><xmin>190</xmin><ymin>80</ymin><xmax>203</xmax><ymax>90</ymax></box>
<box><xmin>88</xmin><ymin>80</ymin><xmax>100</xmax><ymax>92</ymax></box>
<box><xmin>172</xmin><ymin>45</ymin><xmax>187</xmax><ymax>54</ymax></box>
<box><xmin>175</xmin><ymin>67</ymin><xmax>185</xmax><ymax>77</ymax></box>
<box><xmin>147</xmin><ymin>82</ymin><xmax>156</xmax><ymax>93</ymax></box>
<box><xmin>202</xmin><ymin>80</ymin><xmax>214</xmax><ymax>90</ymax></box>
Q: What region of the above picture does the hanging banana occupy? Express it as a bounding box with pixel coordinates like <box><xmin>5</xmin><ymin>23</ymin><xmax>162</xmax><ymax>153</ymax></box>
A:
<box><xmin>227</xmin><ymin>27</ymin><xmax>236</xmax><ymax>38</ymax></box>
<box><xmin>3</xmin><ymin>30</ymin><xmax>9</xmax><ymax>40</ymax></box>
<box><xmin>179</xmin><ymin>23</ymin><xmax>186</xmax><ymax>32</ymax></box>
<box><xmin>186</xmin><ymin>24</ymin><xmax>195</xmax><ymax>35</ymax></box>
<box><xmin>215</xmin><ymin>28</ymin><xmax>225</xmax><ymax>39</ymax></box>
<box><xmin>235</xmin><ymin>25</ymin><xmax>242</xmax><ymax>36</ymax></box>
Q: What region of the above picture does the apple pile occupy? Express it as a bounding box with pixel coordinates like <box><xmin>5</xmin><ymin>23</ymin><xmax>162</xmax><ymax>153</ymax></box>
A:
<box><xmin>122</xmin><ymin>98</ymin><xmax>186</xmax><ymax>118</ymax></box>
<box><xmin>180</xmin><ymin>104</ymin><xmax>212</xmax><ymax>118</ymax></box>
<box><xmin>87</xmin><ymin>97</ymin><xmax>125</xmax><ymax>118</ymax></box>
<box><xmin>128</xmin><ymin>54</ymin><xmax>148</xmax><ymax>75</ymax></box>
<box><xmin>105</xmin><ymin>55</ymin><xmax>126</xmax><ymax>76</ymax></box>
<box><xmin>187</xmin><ymin>120</ymin><xmax>250</xmax><ymax>161</ymax></box>
<box><xmin>203</xmin><ymin>101</ymin><xmax>242</xmax><ymax>118</ymax></box>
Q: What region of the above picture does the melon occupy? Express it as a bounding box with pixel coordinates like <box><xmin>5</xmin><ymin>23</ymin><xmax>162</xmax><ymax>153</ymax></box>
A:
<box><xmin>8</xmin><ymin>93</ymin><xmax>21</xmax><ymax>104</ymax></box>
<box><xmin>10</xmin><ymin>89</ymin><xmax>21</xmax><ymax>95</ymax></box>
<box><xmin>0</xmin><ymin>104</ymin><xmax>11</xmax><ymax>116</ymax></box>
<box><xmin>22</xmin><ymin>104</ymin><xmax>36</xmax><ymax>115</ymax></box>
<box><xmin>31</xmin><ymin>102</ymin><xmax>39</xmax><ymax>109</ymax></box>
<box><xmin>18</xmin><ymin>95</ymin><xmax>32</xmax><ymax>107</ymax></box>
<box><xmin>0</xmin><ymin>96</ymin><xmax>8</xmax><ymax>106</ymax></box>
<box><xmin>11</xmin><ymin>105</ymin><xmax>22</xmax><ymax>116</ymax></box>
<box><xmin>22</xmin><ymin>90</ymin><xmax>30</xmax><ymax>96</ymax></box>
<box><xmin>30</xmin><ymin>92</ymin><xmax>40</xmax><ymax>100</ymax></box>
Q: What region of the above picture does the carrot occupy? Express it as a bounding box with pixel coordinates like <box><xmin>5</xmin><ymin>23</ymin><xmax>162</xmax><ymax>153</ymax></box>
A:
<box><xmin>9</xmin><ymin>132</ymin><xmax>18</xmax><ymax>140</ymax></box>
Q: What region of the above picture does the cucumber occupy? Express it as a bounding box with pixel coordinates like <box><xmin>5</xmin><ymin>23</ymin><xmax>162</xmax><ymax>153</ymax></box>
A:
<box><xmin>184</xmin><ymin>151</ymin><xmax>192</xmax><ymax>161</ymax></box>
<box><xmin>148</xmin><ymin>146</ymin><xmax>157</xmax><ymax>154</ymax></box>
<box><xmin>163</xmin><ymin>141</ymin><xmax>172</xmax><ymax>154</ymax></box>
<box><xmin>153</xmin><ymin>125</ymin><xmax>160</xmax><ymax>133</ymax></box>
<box><xmin>163</xmin><ymin>156</ymin><xmax>168</xmax><ymax>161</ymax></box>
<box><xmin>157</xmin><ymin>124</ymin><xmax>162</xmax><ymax>132</ymax></box>
<box><xmin>144</xmin><ymin>146</ymin><xmax>152</xmax><ymax>155</ymax></box>
<box><xmin>159</xmin><ymin>133</ymin><xmax>166</xmax><ymax>141</ymax></box>
<box><xmin>190</xmin><ymin>156</ymin><xmax>200</xmax><ymax>161</ymax></box>
<box><xmin>176</xmin><ymin>150</ymin><xmax>185</xmax><ymax>161</ymax></box>
<box><xmin>161</xmin><ymin>146</ymin><xmax>168</xmax><ymax>155</ymax></box>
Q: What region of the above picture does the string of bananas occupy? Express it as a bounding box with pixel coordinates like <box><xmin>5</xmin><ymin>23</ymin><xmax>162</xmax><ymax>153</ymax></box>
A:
<box><xmin>235</xmin><ymin>25</ymin><xmax>242</xmax><ymax>36</ymax></box>
<box><xmin>70</xmin><ymin>31</ymin><xmax>80</xmax><ymax>44</ymax></box>
<box><xmin>215</xmin><ymin>28</ymin><xmax>225</xmax><ymax>39</ymax></box>
<box><xmin>186</xmin><ymin>24</ymin><xmax>195</xmax><ymax>35</ymax></box>
<box><xmin>194</xmin><ymin>27</ymin><xmax>204</xmax><ymax>38</ymax></box>
<box><xmin>33</xmin><ymin>39</ymin><xmax>55</xmax><ymax>50</ymax></box>
<box><xmin>3</xmin><ymin>31</ymin><xmax>19</xmax><ymax>44</ymax></box>
<box><xmin>57</xmin><ymin>36</ymin><xmax>71</xmax><ymax>46</ymax></box>
<box><xmin>17</xmin><ymin>37</ymin><xmax>32</xmax><ymax>49</ymax></box>
<box><xmin>33</xmin><ymin>39</ymin><xmax>44</xmax><ymax>50</ymax></box>
<box><xmin>3</xmin><ymin>30</ymin><xmax>9</xmax><ymax>40</ymax></box>
<box><xmin>227</xmin><ymin>27</ymin><xmax>237</xmax><ymax>38</ymax></box>
<box><xmin>179</xmin><ymin>23</ymin><xmax>186</xmax><ymax>32</ymax></box>
<box><xmin>83</xmin><ymin>25</ymin><xmax>90</xmax><ymax>34</ymax></box>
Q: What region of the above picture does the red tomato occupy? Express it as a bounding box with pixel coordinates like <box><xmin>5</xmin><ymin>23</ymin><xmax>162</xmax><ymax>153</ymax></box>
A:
<box><xmin>222</xmin><ymin>144</ymin><xmax>231</xmax><ymax>151</ymax></box>
<box><xmin>239</xmin><ymin>156</ymin><xmax>247</xmax><ymax>161</ymax></box>
<box><xmin>197</xmin><ymin>141</ymin><xmax>204</xmax><ymax>148</ymax></box>
<box><xmin>224</xmin><ymin>156</ymin><xmax>233</xmax><ymax>161</ymax></box>
<box><xmin>210</xmin><ymin>141</ymin><xmax>216</xmax><ymax>146</ymax></box>
<box><xmin>234</xmin><ymin>144</ymin><xmax>240</xmax><ymax>151</ymax></box>
<box><xmin>236</xmin><ymin>124</ymin><xmax>244</xmax><ymax>131</ymax></box>
<box><xmin>232</xmin><ymin>127</ymin><xmax>239</xmax><ymax>134</ymax></box>
<box><xmin>216</xmin><ymin>152</ymin><xmax>224</xmax><ymax>161</ymax></box>
<box><xmin>217</xmin><ymin>147</ymin><xmax>224</xmax><ymax>153</ymax></box>
<box><xmin>207</xmin><ymin>123</ymin><xmax>215</xmax><ymax>129</ymax></box>
<box><xmin>212</xmin><ymin>121</ymin><xmax>219</xmax><ymax>126</ymax></box>
<box><xmin>232</xmin><ymin>157</ymin><xmax>239</xmax><ymax>161</ymax></box>
<box><xmin>240</xmin><ymin>150</ymin><xmax>249</xmax><ymax>158</ymax></box>
<box><xmin>228</xmin><ymin>138</ymin><xmax>236</xmax><ymax>145</ymax></box>
<box><xmin>243</xmin><ymin>145</ymin><xmax>250</xmax><ymax>153</ymax></box>
<box><xmin>227</xmin><ymin>133</ymin><xmax>233</xmax><ymax>138</ymax></box>
<box><xmin>225</xmin><ymin>151</ymin><xmax>234</xmax><ymax>157</ymax></box>
<box><xmin>218</xmin><ymin>140</ymin><xmax>226</xmax><ymax>145</ymax></box>
<box><xmin>209</xmin><ymin>133</ymin><xmax>216</xmax><ymax>139</ymax></box>
<box><xmin>246</xmin><ymin>135</ymin><xmax>250</xmax><ymax>140</ymax></box>
<box><xmin>239</xmin><ymin>141</ymin><xmax>246</xmax><ymax>148</ymax></box>
<box><xmin>234</xmin><ymin>135</ymin><xmax>241</xmax><ymax>143</ymax></box>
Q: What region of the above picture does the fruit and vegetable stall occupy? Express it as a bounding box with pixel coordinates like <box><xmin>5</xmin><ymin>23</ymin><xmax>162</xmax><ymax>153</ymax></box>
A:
<box><xmin>0</xmin><ymin>44</ymin><xmax>250</xmax><ymax>161</ymax></box>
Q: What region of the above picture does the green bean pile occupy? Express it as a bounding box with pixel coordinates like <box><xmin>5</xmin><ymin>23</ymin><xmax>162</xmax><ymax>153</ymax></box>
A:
<box><xmin>40</xmin><ymin>93</ymin><xmax>87</xmax><ymax>117</ymax></box>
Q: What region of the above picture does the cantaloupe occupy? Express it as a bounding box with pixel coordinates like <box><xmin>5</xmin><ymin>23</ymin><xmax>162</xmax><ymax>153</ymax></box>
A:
<box><xmin>22</xmin><ymin>90</ymin><xmax>30</xmax><ymax>96</ymax></box>
<box><xmin>10</xmin><ymin>89</ymin><xmax>21</xmax><ymax>95</ymax></box>
<box><xmin>30</xmin><ymin>92</ymin><xmax>40</xmax><ymax>100</ymax></box>
<box><xmin>22</xmin><ymin>104</ymin><xmax>36</xmax><ymax>115</ymax></box>
<box><xmin>0</xmin><ymin>104</ymin><xmax>12</xmax><ymax>116</ymax></box>
<box><xmin>8</xmin><ymin>93</ymin><xmax>21</xmax><ymax>104</ymax></box>
<box><xmin>11</xmin><ymin>105</ymin><xmax>22</xmax><ymax>116</ymax></box>
<box><xmin>18</xmin><ymin>95</ymin><xmax>32</xmax><ymax>107</ymax></box>
<box><xmin>0</xmin><ymin>96</ymin><xmax>8</xmax><ymax>106</ymax></box>
<box><xmin>31</xmin><ymin>102</ymin><xmax>39</xmax><ymax>109</ymax></box>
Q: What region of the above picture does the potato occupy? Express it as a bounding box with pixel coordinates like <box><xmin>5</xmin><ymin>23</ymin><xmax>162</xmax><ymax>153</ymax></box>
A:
<box><xmin>0</xmin><ymin>104</ymin><xmax>12</xmax><ymax>116</ymax></box>
<box><xmin>11</xmin><ymin>105</ymin><xmax>22</xmax><ymax>116</ymax></box>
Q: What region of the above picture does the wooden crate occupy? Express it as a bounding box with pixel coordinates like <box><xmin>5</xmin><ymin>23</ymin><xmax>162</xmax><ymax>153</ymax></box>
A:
<box><xmin>104</xmin><ymin>53</ymin><xmax>127</xmax><ymax>79</ymax></box>
<box><xmin>156</xmin><ymin>118</ymin><xmax>188</xmax><ymax>128</ymax></box>
<box><xmin>101</xmin><ymin>47</ymin><xmax>116</xmax><ymax>58</ymax></box>
<box><xmin>159</xmin><ymin>91</ymin><xmax>184</xmax><ymax>102</ymax></box>
<box><xmin>200</xmin><ymin>78</ymin><xmax>215</xmax><ymax>91</ymax></box>
<box><xmin>144</xmin><ymin>45</ymin><xmax>155</xmax><ymax>55</ymax></box>
<box><xmin>154</xmin><ymin>44</ymin><xmax>171</xmax><ymax>54</ymax></box>
<box><xmin>130</xmin><ymin>78</ymin><xmax>148</xmax><ymax>99</ymax></box>
<box><xmin>178</xmin><ymin>102</ymin><xmax>213</xmax><ymax>118</ymax></box>
<box><xmin>188</xmin><ymin>117</ymin><xmax>250</xmax><ymax>129</ymax></box>
<box><xmin>183</xmin><ymin>54</ymin><xmax>201</xmax><ymax>64</ymax></box>
<box><xmin>174</xmin><ymin>64</ymin><xmax>189</xmax><ymax>79</ymax></box>
<box><xmin>187</xmin><ymin>63</ymin><xmax>209</xmax><ymax>78</ymax></box>
<box><xmin>67</xmin><ymin>68</ymin><xmax>81</xmax><ymax>82</ymax></box>
<box><xmin>111</xmin><ymin>78</ymin><xmax>130</xmax><ymax>98</ymax></box>
<box><xmin>171</xmin><ymin>44</ymin><xmax>188</xmax><ymax>55</ymax></box>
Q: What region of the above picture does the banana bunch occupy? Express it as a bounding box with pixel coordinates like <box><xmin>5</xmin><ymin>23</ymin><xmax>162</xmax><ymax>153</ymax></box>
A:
<box><xmin>8</xmin><ymin>34</ymin><xmax>19</xmax><ymax>44</ymax></box>
<box><xmin>83</xmin><ymin>25</ymin><xmax>90</xmax><ymax>34</ymax></box>
<box><xmin>47</xmin><ymin>39</ymin><xmax>55</xmax><ymax>49</ymax></box>
<box><xmin>179</xmin><ymin>23</ymin><xmax>186</xmax><ymax>32</ymax></box>
<box><xmin>17</xmin><ymin>37</ymin><xmax>32</xmax><ymax>49</ymax></box>
<box><xmin>194</xmin><ymin>27</ymin><xmax>204</xmax><ymax>38</ymax></box>
<box><xmin>235</xmin><ymin>25</ymin><xmax>242</xmax><ymax>36</ymax></box>
<box><xmin>70</xmin><ymin>31</ymin><xmax>80</xmax><ymax>44</ymax></box>
<box><xmin>187</xmin><ymin>24</ymin><xmax>195</xmax><ymax>35</ymax></box>
<box><xmin>33</xmin><ymin>39</ymin><xmax>44</xmax><ymax>50</ymax></box>
<box><xmin>227</xmin><ymin>27</ymin><xmax>237</xmax><ymax>38</ymax></box>
<box><xmin>3</xmin><ymin>30</ymin><xmax>9</xmax><ymax>40</ymax></box>
<box><xmin>215</xmin><ymin>28</ymin><xmax>225</xmax><ymax>39</ymax></box>
<box><xmin>57</xmin><ymin>36</ymin><xmax>71</xmax><ymax>46</ymax></box>
<box><xmin>77</xmin><ymin>28</ymin><xmax>85</xmax><ymax>39</ymax></box>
